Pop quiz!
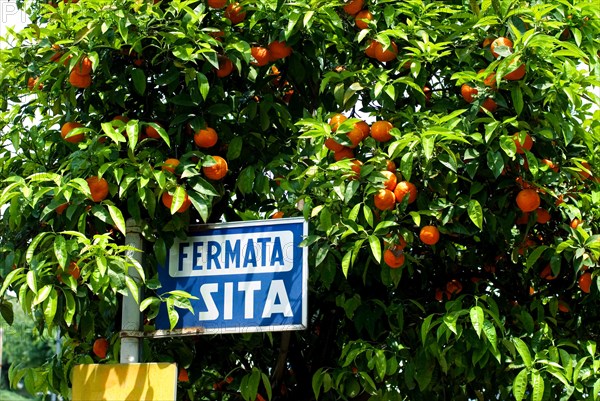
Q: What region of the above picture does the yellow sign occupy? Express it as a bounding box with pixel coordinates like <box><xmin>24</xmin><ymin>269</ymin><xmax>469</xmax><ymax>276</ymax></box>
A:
<box><xmin>72</xmin><ymin>363</ymin><xmax>177</xmax><ymax>401</ymax></box>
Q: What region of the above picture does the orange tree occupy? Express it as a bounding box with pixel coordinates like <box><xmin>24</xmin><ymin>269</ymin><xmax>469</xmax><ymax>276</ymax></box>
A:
<box><xmin>1</xmin><ymin>0</ymin><xmax>599</xmax><ymax>399</ymax></box>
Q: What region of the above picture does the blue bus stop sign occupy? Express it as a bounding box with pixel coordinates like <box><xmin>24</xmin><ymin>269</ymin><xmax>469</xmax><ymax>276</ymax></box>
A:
<box><xmin>155</xmin><ymin>218</ymin><xmax>308</xmax><ymax>334</ymax></box>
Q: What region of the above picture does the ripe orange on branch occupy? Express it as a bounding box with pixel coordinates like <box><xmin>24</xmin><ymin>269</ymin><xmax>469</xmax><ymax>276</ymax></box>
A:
<box><xmin>480</xmin><ymin>98</ymin><xmax>498</xmax><ymax>113</ymax></box>
<box><xmin>371</xmin><ymin>120</ymin><xmax>394</xmax><ymax>142</ymax></box>
<box><xmin>513</xmin><ymin>132</ymin><xmax>533</xmax><ymax>154</ymax></box>
<box><xmin>216</xmin><ymin>56</ymin><xmax>234</xmax><ymax>78</ymax></box>
<box><xmin>355</xmin><ymin>10</ymin><xmax>373</xmax><ymax>30</ymax></box>
<box><xmin>251</xmin><ymin>47</ymin><xmax>271</xmax><ymax>67</ymax></box>
<box><xmin>329</xmin><ymin>113</ymin><xmax>347</xmax><ymax>132</ymax></box>
<box><xmin>343</xmin><ymin>0</ymin><xmax>363</xmax><ymax>15</ymax></box>
<box><xmin>504</xmin><ymin>62</ymin><xmax>526</xmax><ymax>81</ymax></box>
<box><xmin>69</xmin><ymin>70</ymin><xmax>92</xmax><ymax>88</ymax></box>
<box><xmin>381</xmin><ymin>171</ymin><xmax>397</xmax><ymax>191</ymax></box>
<box><xmin>461</xmin><ymin>84</ymin><xmax>478</xmax><ymax>103</ymax></box>
<box><xmin>333</xmin><ymin>147</ymin><xmax>354</xmax><ymax>161</ymax></box>
<box><xmin>203</xmin><ymin>156</ymin><xmax>228</xmax><ymax>180</ymax></box>
<box><xmin>325</xmin><ymin>137</ymin><xmax>344</xmax><ymax>152</ymax></box>
<box><xmin>162</xmin><ymin>190</ymin><xmax>192</xmax><ymax>213</ymax></box>
<box><xmin>161</xmin><ymin>158</ymin><xmax>180</xmax><ymax>174</ymax></box>
<box><xmin>73</xmin><ymin>56</ymin><xmax>92</xmax><ymax>75</ymax></box>
<box><xmin>374</xmin><ymin>41</ymin><xmax>398</xmax><ymax>62</ymax></box>
<box><xmin>578</xmin><ymin>272</ymin><xmax>593</xmax><ymax>293</ymax></box>
<box><xmin>516</xmin><ymin>189</ymin><xmax>540</xmax><ymax>212</ymax></box>
<box><xmin>394</xmin><ymin>181</ymin><xmax>417</xmax><ymax>204</ymax></box>
<box><xmin>61</xmin><ymin>122</ymin><xmax>84</xmax><ymax>143</ymax></box>
<box><xmin>207</xmin><ymin>0</ymin><xmax>226</xmax><ymax>8</ymax></box>
<box><xmin>490</xmin><ymin>37</ymin><xmax>513</xmax><ymax>58</ymax></box>
<box><xmin>93</xmin><ymin>338</ymin><xmax>109</xmax><ymax>359</ymax></box>
<box><xmin>374</xmin><ymin>189</ymin><xmax>395</xmax><ymax>211</ymax></box>
<box><xmin>383</xmin><ymin>245</ymin><xmax>405</xmax><ymax>268</ymax></box>
<box><xmin>420</xmin><ymin>226</ymin><xmax>440</xmax><ymax>245</ymax></box>
<box><xmin>194</xmin><ymin>127</ymin><xmax>219</xmax><ymax>148</ymax></box>
<box><xmin>224</xmin><ymin>3</ymin><xmax>246</xmax><ymax>24</ymax></box>
<box><xmin>86</xmin><ymin>176</ymin><xmax>109</xmax><ymax>202</ymax></box>
<box><xmin>268</xmin><ymin>41</ymin><xmax>292</xmax><ymax>60</ymax></box>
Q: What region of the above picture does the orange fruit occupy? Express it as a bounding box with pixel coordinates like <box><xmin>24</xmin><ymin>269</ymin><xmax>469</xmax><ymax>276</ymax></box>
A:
<box><xmin>374</xmin><ymin>41</ymin><xmax>397</xmax><ymax>62</ymax></box>
<box><xmin>370</xmin><ymin>120</ymin><xmax>393</xmax><ymax>142</ymax></box>
<box><xmin>162</xmin><ymin>190</ymin><xmax>192</xmax><ymax>213</ymax></box>
<box><xmin>93</xmin><ymin>338</ymin><xmax>109</xmax><ymax>359</ymax></box>
<box><xmin>386</xmin><ymin>160</ymin><xmax>396</xmax><ymax>172</ymax></box>
<box><xmin>355</xmin><ymin>121</ymin><xmax>370</xmax><ymax>139</ymax></box>
<box><xmin>420</xmin><ymin>226</ymin><xmax>440</xmax><ymax>245</ymax></box>
<box><xmin>504</xmin><ymin>62</ymin><xmax>526</xmax><ymax>81</ymax></box>
<box><xmin>482</xmin><ymin>37</ymin><xmax>493</xmax><ymax>47</ymax></box>
<box><xmin>203</xmin><ymin>156</ymin><xmax>228</xmax><ymax>180</ymax></box>
<box><xmin>329</xmin><ymin>113</ymin><xmax>347</xmax><ymax>132</ymax></box>
<box><xmin>513</xmin><ymin>132</ymin><xmax>533</xmax><ymax>154</ymax></box>
<box><xmin>394</xmin><ymin>181</ymin><xmax>417</xmax><ymax>204</ymax></box>
<box><xmin>481</xmin><ymin>98</ymin><xmax>498</xmax><ymax>113</ymax></box>
<box><xmin>251</xmin><ymin>47</ymin><xmax>271</xmax><ymax>67</ymax></box>
<box><xmin>536</xmin><ymin>208</ymin><xmax>550</xmax><ymax>224</ymax></box>
<box><xmin>365</xmin><ymin>40</ymin><xmax>378</xmax><ymax>58</ymax></box>
<box><xmin>86</xmin><ymin>176</ymin><xmax>109</xmax><ymax>202</ymax></box>
<box><xmin>460</xmin><ymin>84</ymin><xmax>478</xmax><ymax>103</ymax></box>
<box><xmin>570</xmin><ymin>218</ymin><xmax>581</xmax><ymax>229</ymax></box>
<box><xmin>69</xmin><ymin>70</ymin><xmax>92</xmax><ymax>88</ymax></box>
<box><xmin>578</xmin><ymin>161</ymin><xmax>592</xmax><ymax>180</ymax></box>
<box><xmin>435</xmin><ymin>288</ymin><xmax>444</xmax><ymax>301</ymax></box>
<box><xmin>145</xmin><ymin>123</ymin><xmax>162</xmax><ymax>139</ymax></box>
<box><xmin>490</xmin><ymin>37</ymin><xmax>513</xmax><ymax>58</ymax></box>
<box><xmin>216</xmin><ymin>57</ymin><xmax>234</xmax><ymax>78</ymax></box>
<box><xmin>346</xmin><ymin>126</ymin><xmax>364</xmax><ymax>148</ymax></box>
<box><xmin>268</xmin><ymin>41</ymin><xmax>292</xmax><ymax>60</ymax></box>
<box><xmin>540</xmin><ymin>264</ymin><xmax>557</xmax><ymax>280</ymax></box>
<box><xmin>270</xmin><ymin>211</ymin><xmax>285</xmax><ymax>219</ymax></box>
<box><xmin>325</xmin><ymin>137</ymin><xmax>344</xmax><ymax>152</ymax></box>
<box><xmin>374</xmin><ymin>189</ymin><xmax>396</xmax><ymax>211</ymax></box>
<box><xmin>67</xmin><ymin>261</ymin><xmax>81</xmax><ymax>280</ymax></box>
<box><xmin>479</xmin><ymin>69</ymin><xmax>497</xmax><ymax>89</ymax></box>
<box><xmin>178</xmin><ymin>368</ymin><xmax>189</xmax><ymax>382</ymax></box>
<box><xmin>224</xmin><ymin>3</ymin><xmax>246</xmax><ymax>24</ymax></box>
<box><xmin>541</xmin><ymin>159</ymin><xmax>559</xmax><ymax>172</ymax></box>
<box><xmin>350</xmin><ymin>159</ymin><xmax>362</xmax><ymax>177</ymax></box>
<box><xmin>333</xmin><ymin>147</ymin><xmax>354</xmax><ymax>161</ymax></box>
<box><xmin>381</xmin><ymin>171</ymin><xmax>397</xmax><ymax>191</ymax></box>
<box><xmin>383</xmin><ymin>245</ymin><xmax>405</xmax><ymax>268</ymax></box>
<box><xmin>343</xmin><ymin>0</ymin><xmax>363</xmax><ymax>15</ymax></box>
<box><xmin>207</xmin><ymin>0</ymin><xmax>226</xmax><ymax>8</ymax></box>
<box><xmin>516</xmin><ymin>189</ymin><xmax>540</xmax><ymax>212</ymax></box>
<box><xmin>73</xmin><ymin>56</ymin><xmax>92</xmax><ymax>75</ymax></box>
<box><xmin>50</xmin><ymin>44</ymin><xmax>63</xmax><ymax>62</ymax></box>
<box><xmin>162</xmin><ymin>158</ymin><xmax>180</xmax><ymax>174</ymax></box>
<box><xmin>56</xmin><ymin>202</ymin><xmax>69</xmax><ymax>215</ymax></box>
<box><xmin>194</xmin><ymin>127</ymin><xmax>219</xmax><ymax>148</ymax></box>
<box><xmin>355</xmin><ymin>10</ymin><xmax>373</xmax><ymax>30</ymax></box>
<box><xmin>424</xmin><ymin>86</ymin><xmax>432</xmax><ymax>102</ymax></box>
<box><xmin>61</xmin><ymin>122</ymin><xmax>85</xmax><ymax>143</ymax></box>
<box><xmin>27</xmin><ymin>77</ymin><xmax>42</xmax><ymax>90</ymax></box>
<box><xmin>578</xmin><ymin>272</ymin><xmax>593</xmax><ymax>293</ymax></box>
<box><xmin>558</xmin><ymin>301</ymin><xmax>570</xmax><ymax>313</ymax></box>
<box><xmin>446</xmin><ymin>280</ymin><xmax>463</xmax><ymax>295</ymax></box>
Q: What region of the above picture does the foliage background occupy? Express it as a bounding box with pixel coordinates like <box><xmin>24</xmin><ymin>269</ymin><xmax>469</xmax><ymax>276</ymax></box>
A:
<box><xmin>0</xmin><ymin>0</ymin><xmax>599</xmax><ymax>400</ymax></box>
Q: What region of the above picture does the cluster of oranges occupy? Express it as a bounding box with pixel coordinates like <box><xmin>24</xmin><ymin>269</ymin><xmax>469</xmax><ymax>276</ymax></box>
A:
<box><xmin>324</xmin><ymin>113</ymin><xmax>442</xmax><ymax>270</ymax></box>
<box><xmin>250</xmin><ymin>41</ymin><xmax>293</xmax><ymax>67</ymax></box>
<box><xmin>342</xmin><ymin>0</ymin><xmax>398</xmax><ymax>63</ymax></box>
<box><xmin>460</xmin><ymin>37</ymin><xmax>525</xmax><ymax>112</ymax></box>
<box><xmin>69</xmin><ymin>55</ymin><xmax>93</xmax><ymax>88</ymax></box>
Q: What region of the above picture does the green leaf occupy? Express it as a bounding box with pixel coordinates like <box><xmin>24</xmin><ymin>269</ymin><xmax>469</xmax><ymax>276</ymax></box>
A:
<box><xmin>0</xmin><ymin>300</ymin><xmax>14</xmax><ymax>325</ymax></box>
<box><xmin>33</xmin><ymin>284</ymin><xmax>52</xmax><ymax>306</ymax></box>
<box><xmin>0</xmin><ymin>268</ymin><xmax>24</xmax><ymax>297</ymax></box>
<box><xmin>467</xmin><ymin>199</ymin><xmax>483</xmax><ymax>230</ymax></box>
<box><xmin>43</xmin><ymin>288</ymin><xmax>58</xmax><ymax>326</ymax></box>
<box><xmin>374</xmin><ymin>349</ymin><xmax>386</xmax><ymax>381</ymax></box>
<box><xmin>125</xmin><ymin>276</ymin><xmax>139</xmax><ymax>303</ymax></box>
<box><xmin>421</xmin><ymin>314</ymin><xmax>434</xmax><ymax>345</ymax></box>
<box><xmin>27</xmin><ymin>270</ymin><xmax>37</xmax><ymax>294</ymax></box>
<box><xmin>368</xmin><ymin>235</ymin><xmax>381</xmax><ymax>264</ymax></box>
<box><xmin>513</xmin><ymin>337</ymin><xmax>532</xmax><ymax>369</ymax></box>
<box><xmin>342</xmin><ymin>249</ymin><xmax>353</xmax><ymax>277</ymax></box>
<box><xmin>63</xmin><ymin>290</ymin><xmax>76</xmax><ymax>326</ymax></box>
<box><xmin>513</xmin><ymin>368</ymin><xmax>528</xmax><ymax>401</ymax></box>
<box><xmin>531</xmin><ymin>370</ymin><xmax>544</xmax><ymax>401</ymax></box>
<box><xmin>470</xmin><ymin>306</ymin><xmax>484</xmax><ymax>337</ymax></box>
<box><xmin>131</xmin><ymin>68</ymin><xmax>146</xmax><ymax>95</ymax></box>
<box><xmin>312</xmin><ymin>368</ymin><xmax>324</xmax><ymax>399</ymax></box>
<box><xmin>197</xmin><ymin>72</ymin><xmax>209</xmax><ymax>100</ymax></box>
<box><xmin>227</xmin><ymin>136</ymin><xmax>243</xmax><ymax>160</ymax></box>
<box><xmin>107</xmin><ymin>205</ymin><xmax>126</xmax><ymax>235</ymax></box>
<box><xmin>486</xmin><ymin>151</ymin><xmax>504</xmax><ymax>178</ymax></box>
<box><xmin>526</xmin><ymin>245</ymin><xmax>548</xmax><ymax>269</ymax></box>
<box><xmin>482</xmin><ymin>320</ymin><xmax>497</xmax><ymax>351</ymax></box>
<box><xmin>511</xmin><ymin>85</ymin><xmax>523</xmax><ymax>116</ymax></box>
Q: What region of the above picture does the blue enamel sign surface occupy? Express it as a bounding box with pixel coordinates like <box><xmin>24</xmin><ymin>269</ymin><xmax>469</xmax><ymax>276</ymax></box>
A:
<box><xmin>156</xmin><ymin>218</ymin><xmax>308</xmax><ymax>334</ymax></box>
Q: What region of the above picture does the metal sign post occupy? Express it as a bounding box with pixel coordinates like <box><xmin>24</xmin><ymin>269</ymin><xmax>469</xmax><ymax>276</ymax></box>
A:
<box><xmin>121</xmin><ymin>219</ymin><xmax>143</xmax><ymax>363</ymax></box>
